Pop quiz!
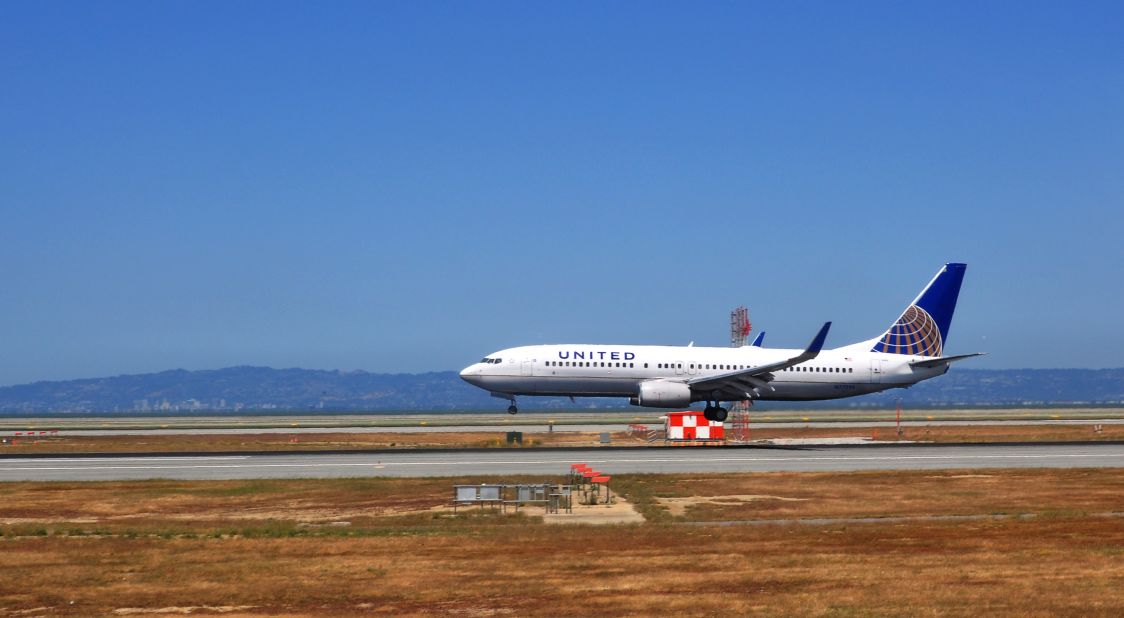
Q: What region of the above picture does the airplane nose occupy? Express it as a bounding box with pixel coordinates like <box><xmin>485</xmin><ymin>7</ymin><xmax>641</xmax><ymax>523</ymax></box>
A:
<box><xmin>459</xmin><ymin>365</ymin><xmax>481</xmax><ymax>384</ymax></box>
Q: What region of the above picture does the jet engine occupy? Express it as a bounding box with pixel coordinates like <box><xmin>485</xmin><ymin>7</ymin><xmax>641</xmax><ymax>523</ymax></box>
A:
<box><xmin>630</xmin><ymin>380</ymin><xmax>692</xmax><ymax>408</ymax></box>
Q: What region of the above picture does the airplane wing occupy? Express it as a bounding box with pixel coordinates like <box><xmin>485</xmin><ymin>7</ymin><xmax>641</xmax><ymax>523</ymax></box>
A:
<box><xmin>688</xmin><ymin>322</ymin><xmax>831</xmax><ymax>399</ymax></box>
<box><xmin>909</xmin><ymin>353</ymin><xmax>985</xmax><ymax>369</ymax></box>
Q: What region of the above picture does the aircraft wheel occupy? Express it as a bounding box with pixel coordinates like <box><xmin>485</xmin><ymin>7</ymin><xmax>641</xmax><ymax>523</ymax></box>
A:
<box><xmin>507</xmin><ymin>405</ymin><xmax>518</xmax><ymax>415</ymax></box>
<box><xmin>713</xmin><ymin>407</ymin><xmax>728</xmax><ymax>422</ymax></box>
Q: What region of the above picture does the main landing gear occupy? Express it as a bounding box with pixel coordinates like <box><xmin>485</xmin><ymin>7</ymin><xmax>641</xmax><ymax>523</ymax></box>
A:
<box><xmin>507</xmin><ymin>404</ymin><xmax>518</xmax><ymax>415</ymax></box>
<box><xmin>703</xmin><ymin>403</ymin><xmax>728</xmax><ymax>423</ymax></box>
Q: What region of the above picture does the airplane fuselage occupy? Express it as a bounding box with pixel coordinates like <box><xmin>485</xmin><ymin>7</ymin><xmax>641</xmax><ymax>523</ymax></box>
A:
<box><xmin>459</xmin><ymin>343</ymin><xmax>947</xmax><ymax>404</ymax></box>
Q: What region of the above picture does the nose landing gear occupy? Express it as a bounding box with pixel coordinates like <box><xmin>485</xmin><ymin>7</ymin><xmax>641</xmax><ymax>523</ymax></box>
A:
<box><xmin>492</xmin><ymin>393</ymin><xmax>519</xmax><ymax>415</ymax></box>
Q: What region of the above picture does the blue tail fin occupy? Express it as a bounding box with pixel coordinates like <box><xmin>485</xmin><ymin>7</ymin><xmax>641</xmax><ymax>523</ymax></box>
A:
<box><xmin>871</xmin><ymin>263</ymin><xmax>967</xmax><ymax>356</ymax></box>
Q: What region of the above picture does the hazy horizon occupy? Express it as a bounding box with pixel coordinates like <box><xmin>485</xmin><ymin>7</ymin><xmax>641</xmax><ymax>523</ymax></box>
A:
<box><xmin>6</xmin><ymin>363</ymin><xmax>1124</xmax><ymax>390</ymax></box>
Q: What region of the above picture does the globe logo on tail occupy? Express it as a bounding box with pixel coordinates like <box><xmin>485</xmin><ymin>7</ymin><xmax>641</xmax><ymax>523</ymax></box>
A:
<box><xmin>871</xmin><ymin>305</ymin><xmax>943</xmax><ymax>357</ymax></box>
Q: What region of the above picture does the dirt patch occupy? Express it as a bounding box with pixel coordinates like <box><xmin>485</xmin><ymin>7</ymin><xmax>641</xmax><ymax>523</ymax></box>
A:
<box><xmin>927</xmin><ymin>474</ymin><xmax>996</xmax><ymax>479</ymax></box>
<box><xmin>112</xmin><ymin>607</ymin><xmax>255</xmax><ymax>615</ymax></box>
<box><xmin>542</xmin><ymin>495</ymin><xmax>645</xmax><ymax>525</ymax></box>
<box><xmin>655</xmin><ymin>494</ymin><xmax>808</xmax><ymax>517</ymax></box>
<box><xmin>2</xmin><ymin>608</ymin><xmax>53</xmax><ymax>616</ymax></box>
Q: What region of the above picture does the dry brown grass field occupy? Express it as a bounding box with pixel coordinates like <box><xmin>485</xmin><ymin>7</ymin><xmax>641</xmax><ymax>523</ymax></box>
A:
<box><xmin>3</xmin><ymin>422</ymin><xmax>1124</xmax><ymax>455</ymax></box>
<box><xmin>3</xmin><ymin>469</ymin><xmax>1124</xmax><ymax>616</ymax></box>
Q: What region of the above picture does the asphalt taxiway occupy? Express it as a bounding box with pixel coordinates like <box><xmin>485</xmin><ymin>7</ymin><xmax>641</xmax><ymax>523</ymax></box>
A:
<box><xmin>3</xmin><ymin>442</ymin><xmax>1123</xmax><ymax>482</ymax></box>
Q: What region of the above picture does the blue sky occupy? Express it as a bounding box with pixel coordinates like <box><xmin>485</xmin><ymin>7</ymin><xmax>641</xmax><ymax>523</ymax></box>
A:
<box><xmin>2</xmin><ymin>2</ymin><xmax>1123</xmax><ymax>385</ymax></box>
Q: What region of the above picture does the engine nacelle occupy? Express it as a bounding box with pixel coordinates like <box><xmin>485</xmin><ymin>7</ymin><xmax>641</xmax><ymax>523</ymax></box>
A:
<box><xmin>630</xmin><ymin>380</ymin><xmax>693</xmax><ymax>408</ymax></box>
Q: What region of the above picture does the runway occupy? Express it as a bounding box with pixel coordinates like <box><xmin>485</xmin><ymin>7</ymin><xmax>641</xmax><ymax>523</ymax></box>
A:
<box><xmin>6</xmin><ymin>408</ymin><xmax>1124</xmax><ymax>437</ymax></box>
<box><xmin>3</xmin><ymin>443</ymin><xmax>1123</xmax><ymax>482</ymax></box>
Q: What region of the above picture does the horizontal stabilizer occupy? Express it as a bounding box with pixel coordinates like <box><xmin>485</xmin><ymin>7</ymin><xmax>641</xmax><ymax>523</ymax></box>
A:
<box><xmin>910</xmin><ymin>353</ymin><xmax>985</xmax><ymax>369</ymax></box>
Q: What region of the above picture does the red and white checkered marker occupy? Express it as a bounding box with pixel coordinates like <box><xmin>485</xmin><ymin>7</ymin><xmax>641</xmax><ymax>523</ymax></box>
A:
<box><xmin>665</xmin><ymin>411</ymin><xmax>724</xmax><ymax>440</ymax></box>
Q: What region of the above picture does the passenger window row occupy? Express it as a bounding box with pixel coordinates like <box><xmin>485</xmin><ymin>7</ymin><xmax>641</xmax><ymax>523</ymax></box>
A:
<box><xmin>541</xmin><ymin>361</ymin><xmax>853</xmax><ymax>374</ymax></box>
<box><xmin>650</xmin><ymin>363</ymin><xmax>854</xmax><ymax>373</ymax></box>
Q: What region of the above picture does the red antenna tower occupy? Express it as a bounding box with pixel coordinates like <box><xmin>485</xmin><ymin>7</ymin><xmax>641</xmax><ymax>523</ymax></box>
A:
<box><xmin>729</xmin><ymin>306</ymin><xmax>753</xmax><ymax>443</ymax></box>
<box><xmin>730</xmin><ymin>306</ymin><xmax>751</xmax><ymax>347</ymax></box>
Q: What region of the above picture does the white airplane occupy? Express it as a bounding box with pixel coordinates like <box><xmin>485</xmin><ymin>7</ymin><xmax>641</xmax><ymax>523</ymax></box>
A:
<box><xmin>460</xmin><ymin>263</ymin><xmax>982</xmax><ymax>421</ymax></box>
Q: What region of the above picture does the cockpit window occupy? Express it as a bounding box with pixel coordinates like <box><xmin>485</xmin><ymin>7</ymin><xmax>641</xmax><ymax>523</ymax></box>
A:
<box><xmin>493</xmin><ymin>358</ymin><xmax>502</xmax><ymax>364</ymax></box>
<box><xmin>479</xmin><ymin>357</ymin><xmax>503</xmax><ymax>364</ymax></box>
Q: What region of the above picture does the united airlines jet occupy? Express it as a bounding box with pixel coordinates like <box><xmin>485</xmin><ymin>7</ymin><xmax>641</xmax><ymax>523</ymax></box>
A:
<box><xmin>460</xmin><ymin>263</ymin><xmax>981</xmax><ymax>421</ymax></box>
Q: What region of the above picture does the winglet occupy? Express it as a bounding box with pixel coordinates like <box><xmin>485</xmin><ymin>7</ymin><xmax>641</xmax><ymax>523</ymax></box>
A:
<box><xmin>789</xmin><ymin>322</ymin><xmax>831</xmax><ymax>364</ymax></box>
<box><xmin>806</xmin><ymin>322</ymin><xmax>831</xmax><ymax>356</ymax></box>
<box><xmin>750</xmin><ymin>331</ymin><xmax>766</xmax><ymax>347</ymax></box>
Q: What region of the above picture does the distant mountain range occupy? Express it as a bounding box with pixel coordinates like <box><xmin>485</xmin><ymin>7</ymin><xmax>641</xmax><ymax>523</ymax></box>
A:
<box><xmin>1</xmin><ymin>366</ymin><xmax>1123</xmax><ymax>414</ymax></box>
